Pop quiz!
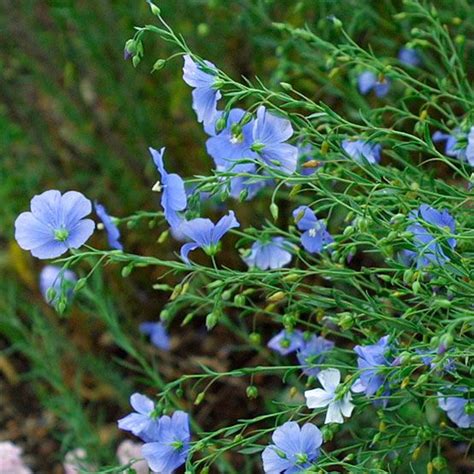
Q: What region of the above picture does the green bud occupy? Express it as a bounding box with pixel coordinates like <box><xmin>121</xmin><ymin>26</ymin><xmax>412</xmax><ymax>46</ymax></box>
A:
<box><xmin>57</xmin><ymin>298</ymin><xmax>67</xmax><ymax>315</ymax></box>
<box><xmin>412</xmin><ymin>280</ymin><xmax>421</xmax><ymax>294</ymax></box>
<box><xmin>46</xmin><ymin>287</ymin><xmax>57</xmax><ymax>302</ymax></box>
<box><xmin>206</xmin><ymin>311</ymin><xmax>219</xmax><ymax>330</ymax></box>
<box><xmin>280</xmin><ymin>82</ymin><xmax>293</xmax><ymax>91</ymax></box>
<box><xmin>132</xmin><ymin>55</ymin><xmax>141</xmax><ymax>68</ymax></box>
<box><xmin>152</xmin><ymin>59</ymin><xmax>166</xmax><ymax>71</ymax></box>
<box><xmin>221</xmin><ymin>289</ymin><xmax>232</xmax><ymax>301</ymax></box>
<box><xmin>197</xmin><ymin>23</ymin><xmax>209</xmax><ymax>36</ymax></box>
<box><xmin>148</xmin><ymin>2</ymin><xmax>161</xmax><ymax>15</ymax></box>
<box><xmin>249</xmin><ymin>332</ymin><xmax>261</xmax><ymax>345</ymax></box>
<box><xmin>246</xmin><ymin>385</ymin><xmax>258</xmax><ymax>399</ymax></box>
<box><xmin>215</xmin><ymin>116</ymin><xmax>227</xmax><ymax>133</ymax></box>
<box><xmin>339</xmin><ymin>312</ymin><xmax>354</xmax><ymax>330</ymax></box>
<box><xmin>121</xmin><ymin>264</ymin><xmax>134</xmax><ymax>277</ymax></box>
<box><xmin>194</xmin><ymin>392</ymin><xmax>205</xmax><ymax>405</ymax></box>
<box><xmin>74</xmin><ymin>278</ymin><xmax>87</xmax><ymax>293</ymax></box>
<box><xmin>234</xmin><ymin>294</ymin><xmax>245</xmax><ymax>306</ymax></box>
<box><xmin>160</xmin><ymin>309</ymin><xmax>170</xmax><ymax>321</ymax></box>
<box><xmin>431</xmin><ymin>456</ymin><xmax>446</xmax><ymax>471</ymax></box>
<box><xmin>321</xmin><ymin>425</ymin><xmax>334</xmax><ymax>442</ymax></box>
<box><xmin>270</xmin><ymin>202</ymin><xmax>279</xmax><ymax>221</ymax></box>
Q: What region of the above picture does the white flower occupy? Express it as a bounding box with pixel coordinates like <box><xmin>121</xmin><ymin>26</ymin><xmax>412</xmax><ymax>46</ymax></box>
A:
<box><xmin>304</xmin><ymin>368</ymin><xmax>354</xmax><ymax>424</ymax></box>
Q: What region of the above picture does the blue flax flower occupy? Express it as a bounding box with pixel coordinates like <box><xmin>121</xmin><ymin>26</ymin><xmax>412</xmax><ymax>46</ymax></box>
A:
<box><xmin>438</xmin><ymin>389</ymin><xmax>474</xmax><ymax>428</ymax></box>
<box><xmin>404</xmin><ymin>204</ymin><xmax>456</xmax><ymax>268</ymax></box>
<box><xmin>142</xmin><ymin>411</ymin><xmax>191</xmax><ymax>474</ymax></box>
<box><xmin>342</xmin><ymin>139</ymin><xmax>381</xmax><ymax>165</ymax></box>
<box><xmin>357</xmin><ymin>71</ymin><xmax>391</xmax><ymax>97</ymax></box>
<box><xmin>183</xmin><ymin>55</ymin><xmax>221</xmax><ymax>125</ymax></box>
<box><xmin>118</xmin><ymin>393</ymin><xmax>160</xmax><ymax>442</ymax></box>
<box><xmin>251</xmin><ymin>106</ymin><xmax>298</xmax><ymax>174</ymax></box>
<box><xmin>352</xmin><ymin>335</ymin><xmax>393</xmax><ymax>405</ymax></box>
<box><xmin>205</xmin><ymin>108</ymin><xmax>257</xmax><ymax>169</ymax></box>
<box><xmin>398</xmin><ymin>47</ymin><xmax>421</xmax><ymax>67</ymax></box>
<box><xmin>39</xmin><ymin>265</ymin><xmax>77</xmax><ymax>306</ymax></box>
<box><xmin>243</xmin><ymin>237</ymin><xmax>293</xmax><ymax>270</ymax></box>
<box><xmin>268</xmin><ymin>329</ymin><xmax>304</xmax><ymax>356</ymax></box>
<box><xmin>433</xmin><ymin>127</ymin><xmax>474</xmax><ymax>166</ymax></box>
<box><xmin>293</xmin><ymin>206</ymin><xmax>333</xmax><ymax>254</ymax></box>
<box><xmin>139</xmin><ymin>322</ymin><xmax>171</xmax><ymax>351</ymax></box>
<box><xmin>262</xmin><ymin>421</ymin><xmax>322</xmax><ymax>473</ymax></box>
<box><xmin>297</xmin><ymin>335</ymin><xmax>335</xmax><ymax>377</ymax></box>
<box><xmin>179</xmin><ymin>211</ymin><xmax>239</xmax><ymax>263</ymax></box>
<box><xmin>95</xmin><ymin>202</ymin><xmax>123</xmax><ymax>250</ymax></box>
<box><xmin>15</xmin><ymin>190</ymin><xmax>95</xmax><ymax>259</ymax></box>
<box><xmin>150</xmin><ymin>147</ymin><xmax>187</xmax><ymax>229</ymax></box>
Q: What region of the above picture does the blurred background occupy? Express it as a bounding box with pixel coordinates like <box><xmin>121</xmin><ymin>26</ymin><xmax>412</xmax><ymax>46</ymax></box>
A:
<box><xmin>1</xmin><ymin>1</ymin><xmax>468</xmax><ymax>472</ymax></box>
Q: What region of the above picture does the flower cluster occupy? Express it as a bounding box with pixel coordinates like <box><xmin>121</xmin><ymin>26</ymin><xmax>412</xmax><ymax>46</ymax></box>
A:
<box><xmin>13</xmin><ymin>11</ymin><xmax>474</xmax><ymax>473</ymax></box>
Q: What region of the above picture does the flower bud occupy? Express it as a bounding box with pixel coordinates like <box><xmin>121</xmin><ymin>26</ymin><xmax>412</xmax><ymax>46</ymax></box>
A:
<box><xmin>246</xmin><ymin>385</ymin><xmax>258</xmax><ymax>399</ymax></box>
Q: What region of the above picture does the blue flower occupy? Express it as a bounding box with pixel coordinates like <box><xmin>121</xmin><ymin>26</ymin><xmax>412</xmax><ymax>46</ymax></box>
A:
<box><xmin>352</xmin><ymin>336</ymin><xmax>393</xmax><ymax>404</ymax></box>
<box><xmin>433</xmin><ymin>127</ymin><xmax>474</xmax><ymax>166</ymax></box>
<box><xmin>150</xmin><ymin>147</ymin><xmax>187</xmax><ymax>229</ymax></box>
<box><xmin>183</xmin><ymin>55</ymin><xmax>221</xmax><ymax>125</ymax></box>
<box><xmin>243</xmin><ymin>237</ymin><xmax>293</xmax><ymax>270</ymax></box>
<box><xmin>142</xmin><ymin>411</ymin><xmax>191</xmax><ymax>474</ymax></box>
<box><xmin>357</xmin><ymin>71</ymin><xmax>391</xmax><ymax>97</ymax></box>
<box><xmin>140</xmin><ymin>322</ymin><xmax>171</xmax><ymax>350</ymax></box>
<box><xmin>251</xmin><ymin>106</ymin><xmax>298</xmax><ymax>174</ymax></box>
<box><xmin>293</xmin><ymin>206</ymin><xmax>333</xmax><ymax>254</ymax></box>
<box><xmin>342</xmin><ymin>139</ymin><xmax>381</xmax><ymax>165</ymax></box>
<box><xmin>39</xmin><ymin>265</ymin><xmax>77</xmax><ymax>306</ymax></box>
<box><xmin>438</xmin><ymin>390</ymin><xmax>474</xmax><ymax>428</ymax></box>
<box><xmin>179</xmin><ymin>211</ymin><xmax>240</xmax><ymax>263</ymax></box>
<box><xmin>398</xmin><ymin>47</ymin><xmax>421</xmax><ymax>67</ymax></box>
<box><xmin>205</xmin><ymin>108</ymin><xmax>257</xmax><ymax>169</ymax></box>
<box><xmin>262</xmin><ymin>421</ymin><xmax>322</xmax><ymax>473</ymax></box>
<box><xmin>267</xmin><ymin>329</ymin><xmax>304</xmax><ymax>356</ymax></box>
<box><xmin>404</xmin><ymin>204</ymin><xmax>456</xmax><ymax>268</ymax></box>
<box><xmin>297</xmin><ymin>335</ymin><xmax>335</xmax><ymax>377</ymax></box>
<box><xmin>15</xmin><ymin>190</ymin><xmax>95</xmax><ymax>259</ymax></box>
<box><xmin>118</xmin><ymin>393</ymin><xmax>160</xmax><ymax>442</ymax></box>
<box><xmin>95</xmin><ymin>202</ymin><xmax>123</xmax><ymax>250</ymax></box>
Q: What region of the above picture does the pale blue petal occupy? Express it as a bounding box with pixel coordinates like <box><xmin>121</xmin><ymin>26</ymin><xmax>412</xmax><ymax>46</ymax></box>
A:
<box><xmin>30</xmin><ymin>240</ymin><xmax>69</xmax><ymax>259</ymax></box>
<box><xmin>66</xmin><ymin>219</ymin><xmax>95</xmax><ymax>249</ymax></box>
<box><xmin>180</xmin><ymin>242</ymin><xmax>200</xmax><ymax>264</ymax></box>
<box><xmin>165</xmin><ymin>174</ymin><xmax>187</xmax><ymax>211</ymax></box>
<box><xmin>262</xmin><ymin>446</ymin><xmax>291</xmax><ymax>473</ymax></box>
<box><xmin>130</xmin><ymin>393</ymin><xmax>154</xmax><ymax>415</ymax></box>
<box><xmin>192</xmin><ymin>87</ymin><xmax>221</xmax><ymax>125</ymax></box>
<box><xmin>30</xmin><ymin>190</ymin><xmax>62</xmax><ymax>227</ymax></box>
<box><xmin>15</xmin><ymin>212</ymin><xmax>54</xmax><ymax>250</ymax></box>
<box><xmin>211</xmin><ymin>211</ymin><xmax>239</xmax><ymax>243</ymax></box>
<box><xmin>292</xmin><ymin>206</ymin><xmax>318</xmax><ymax>231</ymax></box>
<box><xmin>301</xmin><ymin>230</ymin><xmax>324</xmax><ymax>253</ymax></box>
<box><xmin>358</xmin><ymin>71</ymin><xmax>376</xmax><ymax>94</ymax></box>
<box><xmin>149</xmin><ymin>147</ymin><xmax>167</xmax><ymax>178</ymax></box>
<box><xmin>374</xmin><ymin>79</ymin><xmax>391</xmax><ymax>97</ymax></box>
<box><xmin>253</xmin><ymin>106</ymin><xmax>293</xmax><ymax>144</ymax></box>
<box><xmin>61</xmin><ymin>191</ymin><xmax>93</xmax><ymax>227</ymax></box>
<box><xmin>95</xmin><ymin>203</ymin><xmax>123</xmax><ymax>251</ymax></box>
<box><xmin>261</xmin><ymin>143</ymin><xmax>298</xmax><ymax>174</ymax></box>
<box><xmin>180</xmin><ymin>218</ymin><xmax>214</xmax><ymax>247</ymax></box>
<box><xmin>183</xmin><ymin>55</ymin><xmax>217</xmax><ymax>89</ymax></box>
